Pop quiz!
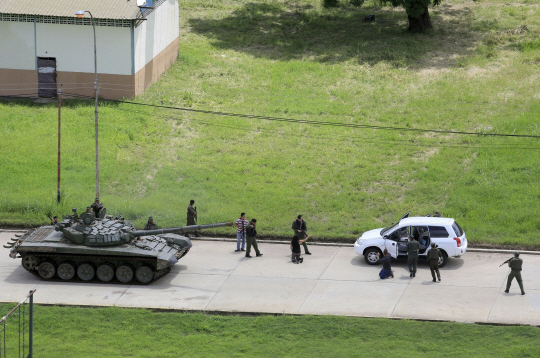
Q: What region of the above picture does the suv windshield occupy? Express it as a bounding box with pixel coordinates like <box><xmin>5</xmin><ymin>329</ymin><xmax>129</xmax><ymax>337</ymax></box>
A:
<box><xmin>452</xmin><ymin>221</ymin><xmax>464</xmax><ymax>237</ymax></box>
<box><xmin>381</xmin><ymin>223</ymin><xmax>399</xmax><ymax>236</ymax></box>
<box><xmin>381</xmin><ymin>212</ymin><xmax>410</xmax><ymax>235</ymax></box>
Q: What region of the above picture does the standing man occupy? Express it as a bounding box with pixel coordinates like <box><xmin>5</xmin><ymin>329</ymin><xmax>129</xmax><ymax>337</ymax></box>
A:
<box><xmin>292</xmin><ymin>215</ymin><xmax>311</xmax><ymax>255</ymax></box>
<box><xmin>505</xmin><ymin>252</ymin><xmax>525</xmax><ymax>295</ymax></box>
<box><xmin>235</xmin><ymin>212</ymin><xmax>248</xmax><ymax>252</ymax></box>
<box><xmin>427</xmin><ymin>243</ymin><xmax>441</xmax><ymax>282</ymax></box>
<box><xmin>245</xmin><ymin>219</ymin><xmax>263</xmax><ymax>258</ymax></box>
<box><xmin>187</xmin><ymin>199</ymin><xmax>199</xmax><ymax>238</ymax></box>
<box><xmin>91</xmin><ymin>197</ymin><xmax>103</xmax><ymax>216</ymax></box>
<box><xmin>407</xmin><ymin>234</ymin><xmax>419</xmax><ymax>277</ymax></box>
<box><xmin>144</xmin><ymin>216</ymin><xmax>158</xmax><ymax>230</ymax></box>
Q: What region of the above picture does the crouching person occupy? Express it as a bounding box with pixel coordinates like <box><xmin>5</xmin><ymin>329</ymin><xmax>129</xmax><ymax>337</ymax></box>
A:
<box><xmin>291</xmin><ymin>234</ymin><xmax>310</xmax><ymax>264</ymax></box>
<box><xmin>376</xmin><ymin>249</ymin><xmax>394</xmax><ymax>279</ymax></box>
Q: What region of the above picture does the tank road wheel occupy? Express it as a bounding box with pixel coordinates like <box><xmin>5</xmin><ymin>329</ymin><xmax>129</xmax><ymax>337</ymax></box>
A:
<box><xmin>135</xmin><ymin>266</ymin><xmax>155</xmax><ymax>284</ymax></box>
<box><xmin>57</xmin><ymin>262</ymin><xmax>76</xmax><ymax>280</ymax></box>
<box><xmin>116</xmin><ymin>265</ymin><xmax>134</xmax><ymax>283</ymax></box>
<box><xmin>77</xmin><ymin>262</ymin><xmax>95</xmax><ymax>281</ymax></box>
<box><xmin>96</xmin><ymin>264</ymin><xmax>115</xmax><ymax>282</ymax></box>
<box><xmin>22</xmin><ymin>255</ymin><xmax>38</xmax><ymax>271</ymax></box>
<box><xmin>37</xmin><ymin>261</ymin><xmax>56</xmax><ymax>279</ymax></box>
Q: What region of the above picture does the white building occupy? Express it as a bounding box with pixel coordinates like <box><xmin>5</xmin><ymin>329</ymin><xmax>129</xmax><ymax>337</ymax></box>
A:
<box><xmin>0</xmin><ymin>0</ymin><xmax>179</xmax><ymax>99</ymax></box>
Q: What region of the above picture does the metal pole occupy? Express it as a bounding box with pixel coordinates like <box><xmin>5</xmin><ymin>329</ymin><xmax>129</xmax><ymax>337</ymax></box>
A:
<box><xmin>87</xmin><ymin>10</ymin><xmax>100</xmax><ymax>199</ymax></box>
<box><xmin>57</xmin><ymin>89</ymin><xmax>61</xmax><ymax>203</ymax></box>
<box><xmin>28</xmin><ymin>290</ymin><xmax>33</xmax><ymax>358</ymax></box>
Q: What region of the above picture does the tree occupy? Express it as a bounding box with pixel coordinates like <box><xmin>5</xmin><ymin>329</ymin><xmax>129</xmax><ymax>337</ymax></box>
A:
<box><xmin>380</xmin><ymin>0</ymin><xmax>443</xmax><ymax>33</ymax></box>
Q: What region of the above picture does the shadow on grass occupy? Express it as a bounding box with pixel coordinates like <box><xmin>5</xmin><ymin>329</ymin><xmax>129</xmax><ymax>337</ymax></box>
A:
<box><xmin>188</xmin><ymin>1</ymin><xmax>476</xmax><ymax>68</ymax></box>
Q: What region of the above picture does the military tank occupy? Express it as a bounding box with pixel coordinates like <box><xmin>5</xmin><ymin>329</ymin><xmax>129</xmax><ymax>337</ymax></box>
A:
<box><xmin>4</xmin><ymin>208</ymin><xmax>232</xmax><ymax>284</ymax></box>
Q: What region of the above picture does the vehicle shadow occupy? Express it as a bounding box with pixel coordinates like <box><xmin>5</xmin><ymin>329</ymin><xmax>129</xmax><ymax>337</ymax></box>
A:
<box><xmin>188</xmin><ymin>1</ymin><xmax>476</xmax><ymax>69</ymax></box>
<box><xmin>350</xmin><ymin>255</ymin><xmax>465</xmax><ymax>270</ymax></box>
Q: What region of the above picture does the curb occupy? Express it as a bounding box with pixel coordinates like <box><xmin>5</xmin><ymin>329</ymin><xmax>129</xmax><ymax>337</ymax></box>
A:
<box><xmin>189</xmin><ymin>237</ymin><xmax>540</xmax><ymax>255</ymax></box>
<box><xmin>0</xmin><ymin>302</ymin><xmax>536</xmax><ymax>328</ymax></box>
<box><xmin>3</xmin><ymin>230</ymin><xmax>540</xmax><ymax>255</ymax></box>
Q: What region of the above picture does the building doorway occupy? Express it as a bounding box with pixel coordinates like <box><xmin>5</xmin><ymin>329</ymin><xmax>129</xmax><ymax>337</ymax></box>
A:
<box><xmin>37</xmin><ymin>57</ymin><xmax>57</xmax><ymax>98</ymax></box>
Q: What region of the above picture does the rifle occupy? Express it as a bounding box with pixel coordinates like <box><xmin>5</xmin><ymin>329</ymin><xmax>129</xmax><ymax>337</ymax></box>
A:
<box><xmin>499</xmin><ymin>258</ymin><xmax>512</xmax><ymax>267</ymax></box>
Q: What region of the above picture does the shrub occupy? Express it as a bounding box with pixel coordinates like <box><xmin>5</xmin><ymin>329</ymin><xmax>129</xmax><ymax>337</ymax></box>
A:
<box><xmin>350</xmin><ymin>0</ymin><xmax>365</xmax><ymax>6</ymax></box>
<box><xmin>323</xmin><ymin>0</ymin><xmax>339</xmax><ymax>8</ymax></box>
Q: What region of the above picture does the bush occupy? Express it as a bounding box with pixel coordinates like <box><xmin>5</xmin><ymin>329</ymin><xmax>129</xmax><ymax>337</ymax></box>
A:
<box><xmin>350</xmin><ymin>0</ymin><xmax>365</xmax><ymax>6</ymax></box>
<box><xmin>323</xmin><ymin>0</ymin><xmax>339</xmax><ymax>8</ymax></box>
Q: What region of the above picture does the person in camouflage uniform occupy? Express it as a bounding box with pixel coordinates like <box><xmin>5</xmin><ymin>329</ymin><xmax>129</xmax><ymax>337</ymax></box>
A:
<box><xmin>292</xmin><ymin>215</ymin><xmax>311</xmax><ymax>255</ymax></box>
<box><xmin>186</xmin><ymin>199</ymin><xmax>199</xmax><ymax>237</ymax></box>
<box><xmin>91</xmin><ymin>197</ymin><xmax>103</xmax><ymax>216</ymax></box>
<box><xmin>407</xmin><ymin>234</ymin><xmax>419</xmax><ymax>277</ymax></box>
<box><xmin>144</xmin><ymin>216</ymin><xmax>158</xmax><ymax>230</ymax></box>
<box><xmin>505</xmin><ymin>252</ymin><xmax>525</xmax><ymax>295</ymax></box>
<box><xmin>427</xmin><ymin>243</ymin><xmax>441</xmax><ymax>282</ymax></box>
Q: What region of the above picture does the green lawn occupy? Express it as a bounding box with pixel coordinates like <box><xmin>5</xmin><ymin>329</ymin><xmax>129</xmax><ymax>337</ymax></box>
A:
<box><xmin>0</xmin><ymin>304</ymin><xmax>539</xmax><ymax>357</ymax></box>
<box><xmin>1</xmin><ymin>0</ymin><xmax>540</xmax><ymax>246</ymax></box>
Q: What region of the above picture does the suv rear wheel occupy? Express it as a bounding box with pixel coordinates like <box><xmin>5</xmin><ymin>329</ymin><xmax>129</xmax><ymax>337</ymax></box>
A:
<box><xmin>364</xmin><ymin>248</ymin><xmax>382</xmax><ymax>265</ymax></box>
<box><xmin>438</xmin><ymin>250</ymin><xmax>448</xmax><ymax>268</ymax></box>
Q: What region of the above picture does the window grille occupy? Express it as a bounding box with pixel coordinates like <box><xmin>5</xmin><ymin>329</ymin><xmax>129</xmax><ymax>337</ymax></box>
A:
<box><xmin>0</xmin><ymin>13</ymin><xmax>132</xmax><ymax>27</ymax></box>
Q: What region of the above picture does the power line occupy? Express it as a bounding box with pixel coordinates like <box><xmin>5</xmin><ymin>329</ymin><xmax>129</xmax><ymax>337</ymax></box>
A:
<box><xmin>112</xmin><ymin>106</ymin><xmax>540</xmax><ymax>150</ymax></box>
<box><xmin>100</xmin><ymin>98</ymin><xmax>540</xmax><ymax>140</ymax></box>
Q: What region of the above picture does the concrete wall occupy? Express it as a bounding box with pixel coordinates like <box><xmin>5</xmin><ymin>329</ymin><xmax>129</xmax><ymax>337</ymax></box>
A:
<box><xmin>134</xmin><ymin>0</ymin><xmax>179</xmax><ymax>73</ymax></box>
<box><xmin>36</xmin><ymin>23</ymin><xmax>132</xmax><ymax>75</ymax></box>
<box><xmin>133</xmin><ymin>0</ymin><xmax>179</xmax><ymax>94</ymax></box>
<box><xmin>1</xmin><ymin>0</ymin><xmax>179</xmax><ymax>99</ymax></box>
<box><xmin>0</xmin><ymin>22</ymin><xmax>35</xmax><ymax>70</ymax></box>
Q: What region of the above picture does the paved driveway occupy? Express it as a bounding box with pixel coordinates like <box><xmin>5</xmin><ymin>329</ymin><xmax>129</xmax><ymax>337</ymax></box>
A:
<box><xmin>2</xmin><ymin>231</ymin><xmax>539</xmax><ymax>325</ymax></box>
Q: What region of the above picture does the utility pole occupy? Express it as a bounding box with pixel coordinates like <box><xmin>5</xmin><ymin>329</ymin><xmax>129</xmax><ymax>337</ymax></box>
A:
<box><xmin>57</xmin><ymin>89</ymin><xmax>62</xmax><ymax>203</ymax></box>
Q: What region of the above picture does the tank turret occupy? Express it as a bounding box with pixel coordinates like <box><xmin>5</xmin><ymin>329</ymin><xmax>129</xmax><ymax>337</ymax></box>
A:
<box><xmin>6</xmin><ymin>209</ymin><xmax>233</xmax><ymax>284</ymax></box>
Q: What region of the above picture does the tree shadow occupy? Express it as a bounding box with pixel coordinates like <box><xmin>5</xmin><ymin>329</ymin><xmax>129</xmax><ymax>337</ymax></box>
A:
<box><xmin>188</xmin><ymin>1</ymin><xmax>476</xmax><ymax>69</ymax></box>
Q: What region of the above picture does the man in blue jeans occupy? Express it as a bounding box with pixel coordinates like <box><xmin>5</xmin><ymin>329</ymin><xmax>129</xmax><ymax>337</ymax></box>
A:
<box><xmin>235</xmin><ymin>213</ymin><xmax>248</xmax><ymax>252</ymax></box>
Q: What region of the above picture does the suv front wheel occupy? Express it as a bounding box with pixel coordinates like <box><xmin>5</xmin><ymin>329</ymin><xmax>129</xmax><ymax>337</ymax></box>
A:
<box><xmin>364</xmin><ymin>248</ymin><xmax>382</xmax><ymax>265</ymax></box>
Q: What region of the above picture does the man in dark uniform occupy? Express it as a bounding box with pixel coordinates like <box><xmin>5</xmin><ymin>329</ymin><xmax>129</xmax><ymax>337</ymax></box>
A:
<box><xmin>407</xmin><ymin>234</ymin><xmax>419</xmax><ymax>277</ymax></box>
<box><xmin>186</xmin><ymin>199</ymin><xmax>199</xmax><ymax>237</ymax></box>
<box><xmin>427</xmin><ymin>243</ymin><xmax>441</xmax><ymax>282</ymax></box>
<box><xmin>292</xmin><ymin>215</ymin><xmax>311</xmax><ymax>255</ymax></box>
<box><xmin>505</xmin><ymin>252</ymin><xmax>525</xmax><ymax>295</ymax></box>
<box><xmin>433</xmin><ymin>211</ymin><xmax>441</xmax><ymax>217</ymax></box>
<box><xmin>245</xmin><ymin>219</ymin><xmax>263</xmax><ymax>258</ymax></box>
<box><xmin>144</xmin><ymin>216</ymin><xmax>158</xmax><ymax>230</ymax></box>
<box><xmin>91</xmin><ymin>197</ymin><xmax>103</xmax><ymax>216</ymax></box>
<box><xmin>50</xmin><ymin>216</ymin><xmax>58</xmax><ymax>225</ymax></box>
<box><xmin>85</xmin><ymin>206</ymin><xmax>92</xmax><ymax>213</ymax></box>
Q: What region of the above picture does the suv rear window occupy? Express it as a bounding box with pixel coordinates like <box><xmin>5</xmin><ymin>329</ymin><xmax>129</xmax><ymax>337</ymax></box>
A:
<box><xmin>452</xmin><ymin>222</ymin><xmax>463</xmax><ymax>237</ymax></box>
<box><xmin>428</xmin><ymin>226</ymin><xmax>449</xmax><ymax>238</ymax></box>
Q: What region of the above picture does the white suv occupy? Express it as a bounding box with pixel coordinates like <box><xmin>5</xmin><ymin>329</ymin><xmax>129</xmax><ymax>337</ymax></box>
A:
<box><xmin>354</xmin><ymin>212</ymin><xmax>467</xmax><ymax>267</ymax></box>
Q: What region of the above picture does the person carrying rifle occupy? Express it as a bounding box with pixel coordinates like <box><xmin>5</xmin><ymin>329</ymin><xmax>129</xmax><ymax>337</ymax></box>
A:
<box><xmin>186</xmin><ymin>199</ymin><xmax>199</xmax><ymax>238</ymax></box>
<box><xmin>292</xmin><ymin>215</ymin><xmax>311</xmax><ymax>255</ymax></box>
<box><xmin>503</xmin><ymin>252</ymin><xmax>525</xmax><ymax>295</ymax></box>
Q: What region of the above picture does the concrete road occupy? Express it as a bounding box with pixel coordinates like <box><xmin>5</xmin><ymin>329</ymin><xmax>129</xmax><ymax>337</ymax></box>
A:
<box><xmin>1</xmin><ymin>231</ymin><xmax>539</xmax><ymax>325</ymax></box>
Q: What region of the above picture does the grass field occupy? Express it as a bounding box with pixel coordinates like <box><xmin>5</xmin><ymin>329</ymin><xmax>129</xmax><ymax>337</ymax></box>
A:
<box><xmin>0</xmin><ymin>304</ymin><xmax>539</xmax><ymax>357</ymax></box>
<box><xmin>1</xmin><ymin>0</ymin><xmax>540</xmax><ymax>246</ymax></box>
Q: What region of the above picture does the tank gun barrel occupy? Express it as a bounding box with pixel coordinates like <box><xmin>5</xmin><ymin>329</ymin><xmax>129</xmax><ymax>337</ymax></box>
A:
<box><xmin>130</xmin><ymin>222</ymin><xmax>233</xmax><ymax>237</ymax></box>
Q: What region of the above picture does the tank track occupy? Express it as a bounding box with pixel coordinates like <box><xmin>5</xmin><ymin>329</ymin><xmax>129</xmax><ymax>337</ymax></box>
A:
<box><xmin>24</xmin><ymin>253</ymin><xmax>173</xmax><ymax>285</ymax></box>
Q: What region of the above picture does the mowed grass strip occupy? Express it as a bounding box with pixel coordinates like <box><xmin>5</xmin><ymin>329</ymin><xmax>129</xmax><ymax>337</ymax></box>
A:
<box><xmin>1</xmin><ymin>0</ymin><xmax>540</xmax><ymax>245</ymax></box>
<box><xmin>0</xmin><ymin>304</ymin><xmax>539</xmax><ymax>357</ymax></box>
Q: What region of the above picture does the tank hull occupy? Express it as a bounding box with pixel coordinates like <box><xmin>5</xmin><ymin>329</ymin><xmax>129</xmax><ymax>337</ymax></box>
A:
<box><xmin>11</xmin><ymin>224</ymin><xmax>191</xmax><ymax>284</ymax></box>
